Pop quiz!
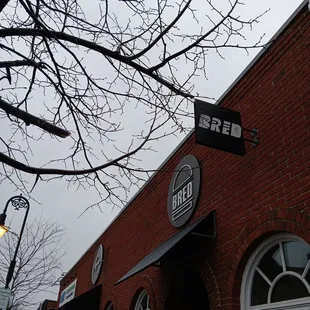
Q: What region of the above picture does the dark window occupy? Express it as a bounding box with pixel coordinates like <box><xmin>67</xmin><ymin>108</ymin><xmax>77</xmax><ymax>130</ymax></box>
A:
<box><xmin>257</xmin><ymin>244</ymin><xmax>282</xmax><ymax>282</ymax></box>
<box><xmin>271</xmin><ymin>275</ymin><xmax>309</xmax><ymax>302</ymax></box>
<box><xmin>251</xmin><ymin>272</ymin><xmax>269</xmax><ymax>306</ymax></box>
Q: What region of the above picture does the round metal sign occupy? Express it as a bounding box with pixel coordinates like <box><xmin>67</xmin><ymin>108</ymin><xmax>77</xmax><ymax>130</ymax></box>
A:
<box><xmin>167</xmin><ymin>154</ymin><xmax>201</xmax><ymax>228</ymax></box>
<box><xmin>91</xmin><ymin>245</ymin><xmax>103</xmax><ymax>284</ymax></box>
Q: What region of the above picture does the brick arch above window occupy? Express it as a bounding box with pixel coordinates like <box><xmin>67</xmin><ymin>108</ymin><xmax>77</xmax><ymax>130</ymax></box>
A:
<box><xmin>104</xmin><ymin>301</ymin><xmax>114</xmax><ymax>310</ymax></box>
<box><xmin>129</xmin><ymin>275</ymin><xmax>157</xmax><ymax>310</ymax></box>
<box><xmin>103</xmin><ymin>292</ymin><xmax>117</xmax><ymax>310</ymax></box>
<box><xmin>225</xmin><ymin>208</ymin><xmax>310</xmax><ymax>310</ymax></box>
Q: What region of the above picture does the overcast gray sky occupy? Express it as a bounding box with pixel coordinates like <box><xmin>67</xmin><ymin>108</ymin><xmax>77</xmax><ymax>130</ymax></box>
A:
<box><xmin>0</xmin><ymin>0</ymin><xmax>305</xmax><ymax>308</ymax></box>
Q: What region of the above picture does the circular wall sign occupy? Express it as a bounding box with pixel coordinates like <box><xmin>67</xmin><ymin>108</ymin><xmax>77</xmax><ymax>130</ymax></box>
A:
<box><xmin>167</xmin><ymin>154</ymin><xmax>201</xmax><ymax>228</ymax></box>
<box><xmin>91</xmin><ymin>245</ymin><xmax>104</xmax><ymax>284</ymax></box>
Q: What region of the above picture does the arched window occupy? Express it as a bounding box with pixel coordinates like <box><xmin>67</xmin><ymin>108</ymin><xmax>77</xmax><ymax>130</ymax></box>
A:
<box><xmin>105</xmin><ymin>301</ymin><xmax>114</xmax><ymax>310</ymax></box>
<box><xmin>134</xmin><ymin>290</ymin><xmax>150</xmax><ymax>310</ymax></box>
<box><xmin>241</xmin><ymin>233</ymin><xmax>310</xmax><ymax>310</ymax></box>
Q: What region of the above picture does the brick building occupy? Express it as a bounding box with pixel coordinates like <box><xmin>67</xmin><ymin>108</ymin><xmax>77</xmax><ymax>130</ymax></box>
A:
<box><xmin>57</xmin><ymin>1</ymin><xmax>310</xmax><ymax>310</ymax></box>
<box><xmin>37</xmin><ymin>299</ymin><xmax>57</xmax><ymax>310</ymax></box>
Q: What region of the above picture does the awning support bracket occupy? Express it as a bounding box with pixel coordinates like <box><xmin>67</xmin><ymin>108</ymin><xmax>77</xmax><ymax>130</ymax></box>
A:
<box><xmin>190</xmin><ymin>232</ymin><xmax>216</xmax><ymax>239</ymax></box>
<box><xmin>151</xmin><ymin>261</ymin><xmax>161</xmax><ymax>267</ymax></box>
<box><xmin>190</xmin><ymin>210</ymin><xmax>217</xmax><ymax>239</ymax></box>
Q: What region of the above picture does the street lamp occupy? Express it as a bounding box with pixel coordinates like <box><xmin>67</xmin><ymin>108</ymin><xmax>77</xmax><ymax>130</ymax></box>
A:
<box><xmin>0</xmin><ymin>195</ymin><xmax>30</xmax><ymax>289</ymax></box>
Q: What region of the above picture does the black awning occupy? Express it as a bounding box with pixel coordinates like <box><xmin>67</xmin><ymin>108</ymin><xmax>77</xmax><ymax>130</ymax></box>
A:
<box><xmin>59</xmin><ymin>284</ymin><xmax>102</xmax><ymax>310</ymax></box>
<box><xmin>115</xmin><ymin>211</ymin><xmax>216</xmax><ymax>285</ymax></box>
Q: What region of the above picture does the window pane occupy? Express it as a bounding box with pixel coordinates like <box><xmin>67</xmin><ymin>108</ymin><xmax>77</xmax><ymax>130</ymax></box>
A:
<box><xmin>305</xmin><ymin>268</ymin><xmax>310</xmax><ymax>283</ymax></box>
<box><xmin>258</xmin><ymin>244</ymin><xmax>282</xmax><ymax>282</ymax></box>
<box><xmin>283</xmin><ymin>241</ymin><xmax>310</xmax><ymax>274</ymax></box>
<box><xmin>135</xmin><ymin>291</ymin><xmax>149</xmax><ymax>310</ymax></box>
<box><xmin>141</xmin><ymin>294</ymin><xmax>148</xmax><ymax>309</ymax></box>
<box><xmin>251</xmin><ymin>271</ymin><xmax>269</xmax><ymax>306</ymax></box>
<box><xmin>271</xmin><ymin>275</ymin><xmax>309</xmax><ymax>302</ymax></box>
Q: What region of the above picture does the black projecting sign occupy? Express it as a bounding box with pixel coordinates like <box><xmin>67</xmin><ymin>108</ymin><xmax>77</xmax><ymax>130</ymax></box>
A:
<box><xmin>194</xmin><ymin>99</ymin><xmax>246</xmax><ymax>156</ymax></box>
<box><xmin>167</xmin><ymin>154</ymin><xmax>201</xmax><ymax>228</ymax></box>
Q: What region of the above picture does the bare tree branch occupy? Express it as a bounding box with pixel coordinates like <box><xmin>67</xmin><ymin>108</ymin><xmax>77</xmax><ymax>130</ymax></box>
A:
<box><xmin>0</xmin><ymin>98</ymin><xmax>71</xmax><ymax>138</ymax></box>
<box><xmin>0</xmin><ymin>0</ymin><xmax>268</xmax><ymax>210</ymax></box>
<box><xmin>0</xmin><ymin>60</ymin><xmax>44</xmax><ymax>69</ymax></box>
<box><xmin>0</xmin><ymin>28</ymin><xmax>192</xmax><ymax>97</ymax></box>
<box><xmin>0</xmin><ymin>216</ymin><xmax>66</xmax><ymax>310</ymax></box>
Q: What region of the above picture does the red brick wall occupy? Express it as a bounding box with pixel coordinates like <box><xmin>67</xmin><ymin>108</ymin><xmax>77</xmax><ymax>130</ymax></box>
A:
<box><xmin>58</xmin><ymin>4</ymin><xmax>310</xmax><ymax>310</ymax></box>
<box><xmin>46</xmin><ymin>300</ymin><xmax>57</xmax><ymax>310</ymax></box>
<box><xmin>39</xmin><ymin>299</ymin><xmax>57</xmax><ymax>310</ymax></box>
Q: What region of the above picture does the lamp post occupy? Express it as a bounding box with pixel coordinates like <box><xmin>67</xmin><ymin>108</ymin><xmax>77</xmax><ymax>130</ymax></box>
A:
<box><xmin>0</xmin><ymin>195</ymin><xmax>30</xmax><ymax>289</ymax></box>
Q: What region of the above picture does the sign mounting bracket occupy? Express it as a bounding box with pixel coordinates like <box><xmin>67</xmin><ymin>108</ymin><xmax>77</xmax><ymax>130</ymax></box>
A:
<box><xmin>243</xmin><ymin>128</ymin><xmax>259</xmax><ymax>147</ymax></box>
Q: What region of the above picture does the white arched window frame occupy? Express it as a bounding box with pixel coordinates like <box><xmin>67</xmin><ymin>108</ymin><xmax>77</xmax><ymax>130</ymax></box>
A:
<box><xmin>134</xmin><ymin>290</ymin><xmax>150</xmax><ymax>310</ymax></box>
<box><xmin>106</xmin><ymin>302</ymin><xmax>114</xmax><ymax>310</ymax></box>
<box><xmin>241</xmin><ymin>233</ymin><xmax>310</xmax><ymax>310</ymax></box>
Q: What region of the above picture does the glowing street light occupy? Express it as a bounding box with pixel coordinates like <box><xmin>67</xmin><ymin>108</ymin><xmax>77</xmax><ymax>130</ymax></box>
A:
<box><xmin>0</xmin><ymin>225</ymin><xmax>8</xmax><ymax>238</ymax></box>
<box><xmin>0</xmin><ymin>213</ymin><xmax>9</xmax><ymax>238</ymax></box>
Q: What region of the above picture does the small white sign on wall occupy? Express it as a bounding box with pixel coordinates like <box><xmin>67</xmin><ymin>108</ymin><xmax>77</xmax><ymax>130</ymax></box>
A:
<box><xmin>91</xmin><ymin>245</ymin><xmax>104</xmax><ymax>284</ymax></box>
<box><xmin>59</xmin><ymin>279</ymin><xmax>77</xmax><ymax>308</ymax></box>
